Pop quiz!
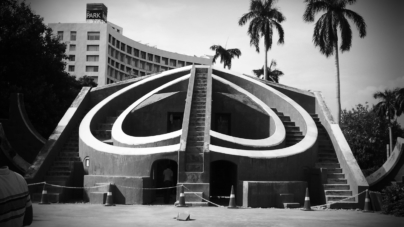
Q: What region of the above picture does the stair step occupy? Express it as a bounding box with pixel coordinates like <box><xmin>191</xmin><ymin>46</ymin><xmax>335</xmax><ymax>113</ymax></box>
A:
<box><xmin>187</xmin><ymin>146</ymin><xmax>203</xmax><ymax>153</ymax></box>
<box><xmin>56</xmin><ymin>157</ymin><xmax>81</xmax><ymax>162</ymax></box>
<box><xmin>187</xmin><ymin>136</ymin><xmax>204</xmax><ymax>142</ymax></box>
<box><xmin>321</xmin><ymin>168</ymin><xmax>342</xmax><ymax>174</ymax></box>
<box><xmin>98</xmin><ymin>123</ymin><xmax>113</xmax><ymax>130</ymax></box>
<box><xmin>318</xmin><ymin>157</ymin><xmax>338</xmax><ymax>163</ymax></box>
<box><xmin>47</xmin><ymin>170</ymin><xmax>72</xmax><ymax>176</ymax></box>
<box><xmin>283</xmin><ymin>121</ymin><xmax>295</xmax><ymax>126</ymax></box>
<box><xmin>286</xmin><ymin>132</ymin><xmax>303</xmax><ymax>136</ymax></box>
<box><xmin>325</xmin><ymin>190</ymin><xmax>352</xmax><ymax>196</ymax></box>
<box><xmin>315</xmin><ymin>163</ymin><xmax>340</xmax><ymax>168</ymax></box>
<box><xmin>106</xmin><ymin>117</ymin><xmax>117</xmax><ymax>123</ymax></box>
<box><xmin>45</xmin><ymin>176</ymin><xmax>70</xmax><ymax>182</ymax></box>
<box><xmin>185</xmin><ymin>153</ymin><xmax>204</xmax><ymax>162</ymax></box>
<box><xmin>51</xmin><ymin>166</ymin><xmax>71</xmax><ymax>172</ymax></box>
<box><xmin>318</xmin><ymin>153</ymin><xmax>337</xmax><ymax>158</ymax></box>
<box><xmin>189</xmin><ymin>126</ymin><xmax>205</xmax><ymax>132</ymax></box>
<box><xmin>327</xmin><ymin>179</ymin><xmax>347</xmax><ymax>184</ymax></box>
<box><xmin>189</xmin><ymin>131</ymin><xmax>204</xmax><ymax>136</ymax></box>
<box><xmin>187</xmin><ymin>141</ymin><xmax>204</xmax><ymax>146</ymax></box>
<box><xmin>327</xmin><ymin>173</ymin><xmax>345</xmax><ymax>179</ymax></box>
<box><xmin>59</xmin><ymin>152</ymin><xmax>79</xmax><ymax>157</ymax></box>
<box><xmin>323</xmin><ymin>184</ymin><xmax>350</xmax><ymax>190</ymax></box>
<box><xmin>279</xmin><ymin>116</ymin><xmax>291</xmax><ymax>121</ymax></box>
<box><xmin>191</xmin><ymin>109</ymin><xmax>205</xmax><ymax>114</ymax></box>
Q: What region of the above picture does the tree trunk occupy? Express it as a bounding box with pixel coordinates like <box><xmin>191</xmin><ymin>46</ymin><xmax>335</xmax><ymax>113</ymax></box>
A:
<box><xmin>389</xmin><ymin>125</ymin><xmax>393</xmax><ymax>153</ymax></box>
<box><xmin>264</xmin><ymin>44</ymin><xmax>268</xmax><ymax>81</ymax></box>
<box><xmin>334</xmin><ymin>40</ymin><xmax>341</xmax><ymax>124</ymax></box>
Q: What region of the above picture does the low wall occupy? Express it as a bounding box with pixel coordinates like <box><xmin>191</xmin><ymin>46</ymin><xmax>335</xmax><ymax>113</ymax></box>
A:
<box><xmin>242</xmin><ymin>181</ymin><xmax>307</xmax><ymax>208</ymax></box>
<box><xmin>84</xmin><ymin>175</ymin><xmax>154</xmax><ymax>204</ymax></box>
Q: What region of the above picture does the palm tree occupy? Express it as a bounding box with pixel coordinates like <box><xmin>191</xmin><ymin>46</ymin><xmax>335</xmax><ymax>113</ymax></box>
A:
<box><xmin>210</xmin><ymin>45</ymin><xmax>241</xmax><ymax>69</ymax></box>
<box><xmin>253</xmin><ymin>60</ymin><xmax>284</xmax><ymax>83</ymax></box>
<box><xmin>396</xmin><ymin>88</ymin><xmax>404</xmax><ymax>116</ymax></box>
<box><xmin>303</xmin><ymin>0</ymin><xmax>366</xmax><ymax>124</ymax></box>
<box><xmin>373</xmin><ymin>89</ymin><xmax>398</xmax><ymax>153</ymax></box>
<box><xmin>238</xmin><ymin>0</ymin><xmax>285</xmax><ymax>81</ymax></box>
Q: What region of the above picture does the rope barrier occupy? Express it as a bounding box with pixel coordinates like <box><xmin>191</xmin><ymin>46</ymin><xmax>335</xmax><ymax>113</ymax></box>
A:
<box><xmin>182</xmin><ymin>185</ymin><xmax>223</xmax><ymax>208</ymax></box>
<box><xmin>28</xmin><ymin>182</ymin><xmax>182</xmax><ymax>190</ymax></box>
<box><xmin>311</xmin><ymin>190</ymin><xmax>366</xmax><ymax>209</ymax></box>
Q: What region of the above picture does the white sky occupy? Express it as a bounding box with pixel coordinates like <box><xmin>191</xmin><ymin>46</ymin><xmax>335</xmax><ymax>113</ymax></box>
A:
<box><xmin>25</xmin><ymin>0</ymin><xmax>404</xmax><ymax>124</ymax></box>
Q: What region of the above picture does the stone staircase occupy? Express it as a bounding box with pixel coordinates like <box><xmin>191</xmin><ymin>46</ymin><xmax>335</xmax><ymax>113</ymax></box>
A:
<box><xmin>311</xmin><ymin>114</ymin><xmax>354</xmax><ymax>204</ymax></box>
<box><xmin>272</xmin><ymin>108</ymin><xmax>304</xmax><ymax>147</ymax></box>
<box><xmin>32</xmin><ymin>127</ymin><xmax>81</xmax><ymax>203</ymax></box>
<box><xmin>93</xmin><ymin>110</ymin><xmax>124</xmax><ymax>144</ymax></box>
<box><xmin>181</xmin><ymin>68</ymin><xmax>209</xmax><ymax>206</ymax></box>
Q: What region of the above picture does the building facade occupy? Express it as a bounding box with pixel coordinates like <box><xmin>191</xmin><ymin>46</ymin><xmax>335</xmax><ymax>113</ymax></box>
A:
<box><xmin>49</xmin><ymin>22</ymin><xmax>212</xmax><ymax>86</ymax></box>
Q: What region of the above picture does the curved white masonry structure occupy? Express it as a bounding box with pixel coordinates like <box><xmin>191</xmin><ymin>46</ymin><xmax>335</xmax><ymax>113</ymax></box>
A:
<box><xmin>210</xmin><ymin>75</ymin><xmax>285</xmax><ymax>148</ymax></box>
<box><xmin>210</xmin><ymin>68</ymin><xmax>318</xmax><ymax>158</ymax></box>
<box><xmin>79</xmin><ymin>67</ymin><xmax>193</xmax><ymax>155</ymax></box>
<box><xmin>112</xmin><ymin>74</ymin><xmax>190</xmax><ymax>146</ymax></box>
<box><xmin>80</xmin><ymin>65</ymin><xmax>317</xmax><ymax>158</ymax></box>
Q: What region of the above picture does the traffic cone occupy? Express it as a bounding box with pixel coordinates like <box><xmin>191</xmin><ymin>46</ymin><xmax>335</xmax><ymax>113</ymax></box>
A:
<box><xmin>301</xmin><ymin>187</ymin><xmax>312</xmax><ymax>211</ymax></box>
<box><xmin>363</xmin><ymin>189</ymin><xmax>373</xmax><ymax>212</ymax></box>
<box><xmin>228</xmin><ymin>185</ymin><xmax>237</xmax><ymax>209</ymax></box>
<box><xmin>104</xmin><ymin>183</ymin><xmax>115</xmax><ymax>206</ymax></box>
<box><xmin>39</xmin><ymin>183</ymin><xmax>50</xmax><ymax>205</ymax></box>
<box><xmin>177</xmin><ymin>185</ymin><xmax>187</xmax><ymax>207</ymax></box>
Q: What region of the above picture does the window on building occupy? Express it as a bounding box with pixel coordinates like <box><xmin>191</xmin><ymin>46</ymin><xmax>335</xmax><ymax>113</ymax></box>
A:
<box><xmin>109</xmin><ymin>34</ymin><xmax>112</xmax><ymax>43</ymax></box>
<box><xmin>154</xmin><ymin>56</ymin><xmax>160</xmax><ymax>63</ymax></box>
<box><xmin>116</xmin><ymin>40</ymin><xmax>120</xmax><ymax>48</ymax></box>
<box><xmin>110</xmin><ymin>48</ymin><xmax>114</xmax><ymax>57</ymax></box>
<box><xmin>68</xmin><ymin>65</ymin><xmax>75</xmax><ymax>72</ymax></box>
<box><xmin>70</xmin><ymin>31</ymin><xmax>76</xmax><ymax>41</ymax></box>
<box><xmin>153</xmin><ymin>65</ymin><xmax>159</xmax><ymax>72</ymax></box>
<box><xmin>140</xmin><ymin>71</ymin><xmax>145</xmax><ymax>76</ymax></box>
<box><xmin>121</xmin><ymin>43</ymin><xmax>125</xmax><ymax>51</ymax></box>
<box><xmin>161</xmin><ymin>66</ymin><xmax>167</xmax><ymax>71</ymax></box>
<box><xmin>115</xmin><ymin>50</ymin><xmax>119</xmax><ymax>59</ymax></box>
<box><xmin>148</xmin><ymin>54</ymin><xmax>153</xmax><ymax>61</ymax></box>
<box><xmin>120</xmin><ymin>64</ymin><xmax>124</xmax><ymax>71</ymax></box>
<box><xmin>186</xmin><ymin>62</ymin><xmax>192</xmax><ymax>66</ymax></box>
<box><xmin>69</xmin><ymin>55</ymin><xmax>75</xmax><ymax>61</ymax></box>
<box><xmin>87</xmin><ymin>32</ymin><xmax>100</xmax><ymax>40</ymax></box>
<box><xmin>69</xmin><ymin>45</ymin><xmax>76</xmax><ymax>51</ymax></box>
<box><xmin>57</xmin><ymin>31</ymin><xmax>63</xmax><ymax>40</ymax></box>
<box><xmin>108</xmin><ymin>57</ymin><xmax>111</xmax><ymax>64</ymax></box>
<box><xmin>87</xmin><ymin>45</ymin><xmax>99</xmax><ymax>51</ymax></box>
<box><xmin>127</xmin><ymin>46</ymin><xmax>132</xmax><ymax>54</ymax></box>
<box><xmin>115</xmin><ymin>62</ymin><xmax>119</xmax><ymax>69</ymax></box>
<box><xmin>133</xmin><ymin>59</ymin><xmax>138</xmax><ymax>68</ymax></box>
<box><xmin>120</xmin><ymin>53</ymin><xmax>124</xmax><ymax>62</ymax></box>
<box><xmin>108</xmin><ymin>46</ymin><xmax>111</xmax><ymax>55</ymax></box>
<box><xmin>133</xmin><ymin>49</ymin><xmax>139</xmax><ymax>57</ymax></box>
<box><xmin>147</xmin><ymin>63</ymin><xmax>152</xmax><ymax>71</ymax></box>
<box><xmin>162</xmin><ymin>57</ymin><xmax>168</xmax><ymax>65</ymax></box>
<box><xmin>86</xmin><ymin>55</ymin><xmax>99</xmax><ymax>62</ymax></box>
<box><xmin>140</xmin><ymin>51</ymin><xmax>146</xmax><ymax>59</ymax></box>
<box><xmin>111</xmin><ymin>59</ymin><xmax>115</xmax><ymax>66</ymax></box>
<box><xmin>139</xmin><ymin>61</ymin><xmax>145</xmax><ymax>69</ymax></box>
<box><xmin>178</xmin><ymin>61</ymin><xmax>184</xmax><ymax>67</ymax></box>
<box><xmin>170</xmin><ymin>59</ymin><xmax>176</xmax><ymax>67</ymax></box>
<box><xmin>126</xmin><ymin>56</ymin><xmax>131</xmax><ymax>65</ymax></box>
<box><xmin>86</xmin><ymin>66</ymin><xmax>98</xmax><ymax>72</ymax></box>
<box><xmin>112</xmin><ymin>37</ymin><xmax>115</xmax><ymax>46</ymax></box>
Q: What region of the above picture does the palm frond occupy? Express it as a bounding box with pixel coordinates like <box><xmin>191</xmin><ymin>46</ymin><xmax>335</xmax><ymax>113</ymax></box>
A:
<box><xmin>273</xmin><ymin>21</ymin><xmax>285</xmax><ymax>45</ymax></box>
<box><xmin>343</xmin><ymin>9</ymin><xmax>366</xmax><ymax>38</ymax></box>
<box><xmin>303</xmin><ymin>1</ymin><xmax>330</xmax><ymax>22</ymax></box>
<box><xmin>338</xmin><ymin>14</ymin><xmax>352</xmax><ymax>52</ymax></box>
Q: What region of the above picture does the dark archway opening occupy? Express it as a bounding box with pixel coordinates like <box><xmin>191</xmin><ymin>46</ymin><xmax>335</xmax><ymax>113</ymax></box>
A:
<box><xmin>150</xmin><ymin>159</ymin><xmax>178</xmax><ymax>204</ymax></box>
<box><xmin>210</xmin><ymin>160</ymin><xmax>237</xmax><ymax>205</ymax></box>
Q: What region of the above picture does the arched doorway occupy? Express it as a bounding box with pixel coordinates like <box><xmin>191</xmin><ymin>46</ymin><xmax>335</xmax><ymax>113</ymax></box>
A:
<box><xmin>150</xmin><ymin>159</ymin><xmax>178</xmax><ymax>204</ymax></box>
<box><xmin>210</xmin><ymin>160</ymin><xmax>237</xmax><ymax>205</ymax></box>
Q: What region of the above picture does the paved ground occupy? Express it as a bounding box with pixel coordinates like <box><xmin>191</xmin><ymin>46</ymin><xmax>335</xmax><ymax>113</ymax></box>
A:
<box><xmin>30</xmin><ymin>204</ymin><xmax>402</xmax><ymax>227</ymax></box>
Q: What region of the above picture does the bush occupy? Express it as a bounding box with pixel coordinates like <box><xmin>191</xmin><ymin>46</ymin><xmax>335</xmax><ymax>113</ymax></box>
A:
<box><xmin>381</xmin><ymin>184</ymin><xmax>404</xmax><ymax>217</ymax></box>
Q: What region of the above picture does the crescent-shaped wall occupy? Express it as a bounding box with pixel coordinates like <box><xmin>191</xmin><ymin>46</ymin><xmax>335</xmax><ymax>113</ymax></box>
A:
<box><xmin>209</xmin><ymin>69</ymin><xmax>318</xmax><ymax>158</ymax></box>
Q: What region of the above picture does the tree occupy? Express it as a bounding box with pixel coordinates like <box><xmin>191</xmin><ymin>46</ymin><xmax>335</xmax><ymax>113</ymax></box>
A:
<box><xmin>0</xmin><ymin>0</ymin><xmax>81</xmax><ymax>138</ymax></box>
<box><xmin>239</xmin><ymin>0</ymin><xmax>285</xmax><ymax>81</ymax></box>
<box><xmin>396</xmin><ymin>88</ymin><xmax>404</xmax><ymax>116</ymax></box>
<box><xmin>210</xmin><ymin>45</ymin><xmax>241</xmax><ymax>69</ymax></box>
<box><xmin>252</xmin><ymin>60</ymin><xmax>284</xmax><ymax>83</ymax></box>
<box><xmin>340</xmin><ymin>103</ymin><xmax>404</xmax><ymax>176</ymax></box>
<box><xmin>373</xmin><ymin>89</ymin><xmax>399</xmax><ymax>154</ymax></box>
<box><xmin>303</xmin><ymin>0</ymin><xmax>367</xmax><ymax>124</ymax></box>
<box><xmin>78</xmin><ymin>76</ymin><xmax>98</xmax><ymax>87</ymax></box>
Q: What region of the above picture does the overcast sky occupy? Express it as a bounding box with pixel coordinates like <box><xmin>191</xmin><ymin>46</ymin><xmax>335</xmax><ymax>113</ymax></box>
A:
<box><xmin>25</xmin><ymin>0</ymin><xmax>404</xmax><ymax>124</ymax></box>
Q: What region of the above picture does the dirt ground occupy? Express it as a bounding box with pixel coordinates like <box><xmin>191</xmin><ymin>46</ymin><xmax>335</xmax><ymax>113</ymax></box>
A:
<box><xmin>29</xmin><ymin>203</ymin><xmax>402</xmax><ymax>227</ymax></box>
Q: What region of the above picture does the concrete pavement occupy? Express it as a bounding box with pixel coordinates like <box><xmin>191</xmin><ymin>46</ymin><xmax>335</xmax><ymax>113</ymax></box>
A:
<box><xmin>30</xmin><ymin>204</ymin><xmax>402</xmax><ymax>227</ymax></box>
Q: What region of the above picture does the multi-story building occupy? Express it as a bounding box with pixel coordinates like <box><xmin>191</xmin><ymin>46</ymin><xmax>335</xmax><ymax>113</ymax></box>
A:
<box><xmin>49</xmin><ymin>21</ymin><xmax>212</xmax><ymax>86</ymax></box>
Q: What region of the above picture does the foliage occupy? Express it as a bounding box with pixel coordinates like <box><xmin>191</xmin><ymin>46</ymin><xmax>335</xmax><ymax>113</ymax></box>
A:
<box><xmin>373</xmin><ymin>89</ymin><xmax>399</xmax><ymax>121</ymax></box>
<box><xmin>78</xmin><ymin>76</ymin><xmax>98</xmax><ymax>87</ymax></box>
<box><xmin>0</xmin><ymin>0</ymin><xmax>82</xmax><ymax>138</ymax></box>
<box><xmin>396</xmin><ymin>88</ymin><xmax>404</xmax><ymax>116</ymax></box>
<box><xmin>381</xmin><ymin>184</ymin><xmax>404</xmax><ymax>217</ymax></box>
<box><xmin>252</xmin><ymin>60</ymin><xmax>283</xmax><ymax>83</ymax></box>
<box><xmin>238</xmin><ymin>0</ymin><xmax>285</xmax><ymax>80</ymax></box>
<box><xmin>340</xmin><ymin>103</ymin><xmax>404</xmax><ymax>173</ymax></box>
<box><xmin>210</xmin><ymin>45</ymin><xmax>241</xmax><ymax>69</ymax></box>
<box><xmin>303</xmin><ymin>0</ymin><xmax>367</xmax><ymax>124</ymax></box>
